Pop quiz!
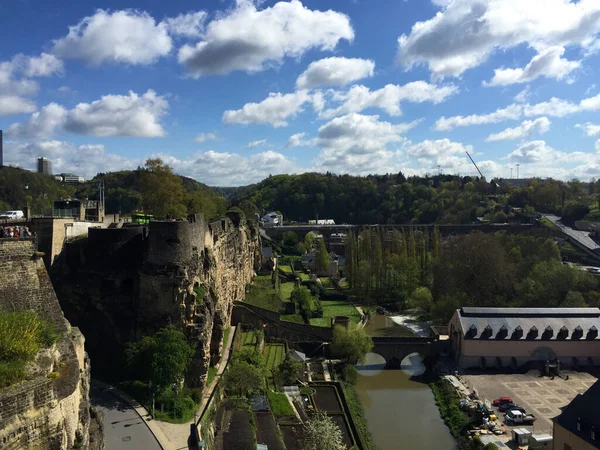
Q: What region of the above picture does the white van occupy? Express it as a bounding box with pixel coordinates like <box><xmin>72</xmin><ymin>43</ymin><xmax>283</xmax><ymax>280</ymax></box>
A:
<box><xmin>0</xmin><ymin>210</ymin><xmax>24</xmax><ymax>220</ymax></box>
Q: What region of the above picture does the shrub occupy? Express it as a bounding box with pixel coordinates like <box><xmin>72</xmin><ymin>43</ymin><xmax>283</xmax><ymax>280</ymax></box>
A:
<box><xmin>0</xmin><ymin>359</ymin><xmax>27</xmax><ymax>388</ymax></box>
<box><xmin>0</xmin><ymin>311</ymin><xmax>59</xmax><ymax>361</ymax></box>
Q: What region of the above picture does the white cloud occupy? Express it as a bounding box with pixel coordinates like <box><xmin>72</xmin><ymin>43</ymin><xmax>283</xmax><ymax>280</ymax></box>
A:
<box><xmin>514</xmin><ymin>87</ymin><xmax>531</xmax><ymax>103</ymax></box>
<box><xmin>20</xmin><ymin>53</ymin><xmax>64</xmax><ymax>77</ymax></box>
<box><xmin>57</xmin><ymin>86</ymin><xmax>73</xmax><ymax>93</ymax></box>
<box><xmin>53</xmin><ymin>9</ymin><xmax>172</xmax><ymax>65</ymax></box>
<box><xmin>296</xmin><ymin>57</ymin><xmax>374</xmax><ymax>89</ymax></box>
<box><xmin>287</xmin><ymin>132</ymin><xmax>309</xmax><ymax>147</ymax></box>
<box><xmin>223</xmin><ymin>90</ymin><xmax>312</xmax><ymax>127</ymax></box>
<box><xmin>6</xmin><ymin>103</ymin><xmax>67</xmax><ymax>138</ymax></box>
<box><xmin>194</xmin><ymin>132</ymin><xmax>218</xmax><ymax>143</ymax></box>
<box><xmin>321</xmin><ymin>81</ymin><xmax>457</xmax><ymax>119</ymax></box>
<box><xmin>435</xmin><ymin>104</ymin><xmax>522</xmax><ymax>131</ymax></box>
<box><xmin>158</xmin><ymin>149</ymin><xmax>299</xmax><ymax>185</ymax></box>
<box><xmin>0</xmin><ymin>96</ymin><xmax>37</xmax><ymax>116</ymax></box>
<box><xmin>596</xmin><ymin>139</ymin><xmax>600</xmax><ymax>152</ymax></box>
<box><xmin>485</xmin><ymin>117</ymin><xmax>551</xmax><ymax>142</ymax></box>
<box><xmin>485</xmin><ymin>46</ymin><xmax>580</xmax><ymax>86</ymax></box>
<box><xmin>505</xmin><ymin>140</ymin><xmax>594</xmax><ymax>166</ymax></box>
<box><xmin>397</xmin><ymin>0</ymin><xmax>600</xmax><ymax>79</ymax></box>
<box><xmin>576</xmin><ymin>122</ymin><xmax>600</xmax><ymax>137</ymax></box>
<box><xmin>3</xmin><ymin>140</ymin><xmax>139</xmax><ymax>178</ymax></box>
<box><xmin>313</xmin><ymin>113</ymin><xmax>414</xmax><ymax>174</ymax></box>
<box><xmin>163</xmin><ymin>11</ymin><xmax>207</xmax><ymax>37</ymax></box>
<box><xmin>246</xmin><ymin>139</ymin><xmax>267</xmax><ymax>148</ymax></box>
<box><xmin>408</xmin><ymin>138</ymin><xmax>472</xmax><ymax>158</ymax></box>
<box><xmin>178</xmin><ymin>0</ymin><xmax>353</xmax><ymax>77</ymax></box>
<box><xmin>8</xmin><ymin>90</ymin><xmax>169</xmax><ymax>138</ymax></box>
<box><xmin>436</xmin><ymin>92</ymin><xmax>600</xmax><ymax>130</ymax></box>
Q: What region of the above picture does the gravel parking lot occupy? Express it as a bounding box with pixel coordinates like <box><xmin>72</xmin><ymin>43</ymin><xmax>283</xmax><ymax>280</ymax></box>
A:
<box><xmin>463</xmin><ymin>371</ymin><xmax>598</xmax><ymax>433</ymax></box>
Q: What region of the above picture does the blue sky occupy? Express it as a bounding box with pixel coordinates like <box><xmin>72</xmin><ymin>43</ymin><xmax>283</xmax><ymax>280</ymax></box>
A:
<box><xmin>1</xmin><ymin>0</ymin><xmax>600</xmax><ymax>185</ymax></box>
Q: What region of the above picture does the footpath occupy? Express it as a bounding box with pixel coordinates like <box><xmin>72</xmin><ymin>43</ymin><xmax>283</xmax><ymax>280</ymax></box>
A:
<box><xmin>97</xmin><ymin>325</ymin><xmax>237</xmax><ymax>450</ymax></box>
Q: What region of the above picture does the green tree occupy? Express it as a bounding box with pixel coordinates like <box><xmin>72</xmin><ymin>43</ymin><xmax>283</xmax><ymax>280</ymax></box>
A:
<box><xmin>140</xmin><ymin>159</ymin><xmax>187</xmax><ymax>219</ymax></box>
<box><xmin>292</xmin><ymin>286</ymin><xmax>320</xmax><ymax>322</ymax></box>
<box><xmin>408</xmin><ymin>286</ymin><xmax>434</xmax><ymax>312</ymax></box>
<box><xmin>331</xmin><ymin>324</ymin><xmax>373</xmax><ymax>365</ymax></box>
<box><xmin>315</xmin><ymin>238</ymin><xmax>330</xmax><ymax>275</ymax></box>
<box><xmin>233</xmin><ymin>347</ymin><xmax>264</xmax><ymax>368</ymax></box>
<box><xmin>225</xmin><ymin>361</ymin><xmax>264</xmax><ymax>397</ymax></box>
<box><xmin>276</xmin><ymin>354</ymin><xmax>301</xmax><ymax>386</ymax></box>
<box><xmin>125</xmin><ymin>325</ymin><xmax>194</xmax><ymax>392</ymax></box>
<box><xmin>283</xmin><ymin>231</ymin><xmax>299</xmax><ymax>248</ymax></box>
<box><xmin>302</xmin><ymin>410</ymin><xmax>345</xmax><ymax>450</ymax></box>
<box><xmin>345</xmin><ymin>231</ymin><xmax>357</xmax><ymax>288</ymax></box>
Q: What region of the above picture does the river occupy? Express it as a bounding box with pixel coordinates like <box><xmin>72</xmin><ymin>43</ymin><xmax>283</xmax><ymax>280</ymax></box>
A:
<box><xmin>355</xmin><ymin>315</ymin><xmax>457</xmax><ymax>450</ymax></box>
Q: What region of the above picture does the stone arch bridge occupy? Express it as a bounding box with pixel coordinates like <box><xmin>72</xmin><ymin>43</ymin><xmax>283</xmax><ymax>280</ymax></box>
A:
<box><xmin>371</xmin><ymin>336</ymin><xmax>438</xmax><ymax>369</ymax></box>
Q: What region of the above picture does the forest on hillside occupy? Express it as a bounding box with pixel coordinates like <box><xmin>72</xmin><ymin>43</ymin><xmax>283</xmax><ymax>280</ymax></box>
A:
<box><xmin>232</xmin><ymin>173</ymin><xmax>600</xmax><ymax>225</ymax></box>
<box><xmin>342</xmin><ymin>228</ymin><xmax>600</xmax><ymax>323</ymax></box>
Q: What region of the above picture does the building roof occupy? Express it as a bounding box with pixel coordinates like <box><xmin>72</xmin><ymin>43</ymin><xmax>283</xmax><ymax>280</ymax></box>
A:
<box><xmin>261</xmin><ymin>246</ymin><xmax>273</xmax><ymax>258</ymax></box>
<box><xmin>553</xmin><ymin>379</ymin><xmax>600</xmax><ymax>448</ymax></box>
<box><xmin>288</xmin><ymin>349</ymin><xmax>306</xmax><ymax>362</ymax></box>
<box><xmin>454</xmin><ymin>307</ymin><xmax>600</xmax><ymax>341</ymax></box>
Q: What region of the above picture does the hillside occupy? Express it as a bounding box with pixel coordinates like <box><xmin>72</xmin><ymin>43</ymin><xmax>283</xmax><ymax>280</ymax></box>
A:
<box><xmin>0</xmin><ymin>166</ymin><xmax>75</xmax><ymax>215</ymax></box>
<box><xmin>0</xmin><ymin>166</ymin><xmax>228</xmax><ymax>219</ymax></box>
<box><xmin>232</xmin><ymin>172</ymin><xmax>597</xmax><ymax>225</ymax></box>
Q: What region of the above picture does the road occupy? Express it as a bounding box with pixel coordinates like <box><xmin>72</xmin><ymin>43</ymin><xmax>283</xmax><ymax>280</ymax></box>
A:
<box><xmin>91</xmin><ymin>383</ymin><xmax>162</xmax><ymax>450</ymax></box>
<box><xmin>542</xmin><ymin>214</ymin><xmax>600</xmax><ymax>251</ymax></box>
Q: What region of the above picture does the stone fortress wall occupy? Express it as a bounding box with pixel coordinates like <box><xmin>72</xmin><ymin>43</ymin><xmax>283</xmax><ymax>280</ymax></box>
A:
<box><xmin>52</xmin><ymin>213</ymin><xmax>261</xmax><ymax>387</ymax></box>
<box><xmin>0</xmin><ymin>239</ymin><xmax>101</xmax><ymax>450</ymax></box>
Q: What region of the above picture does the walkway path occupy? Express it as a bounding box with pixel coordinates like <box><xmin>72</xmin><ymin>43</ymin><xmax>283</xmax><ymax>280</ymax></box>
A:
<box><xmin>91</xmin><ymin>380</ymin><xmax>169</xmax><ymax>450</ymax></box>
<box><xmin>154</xmin><ymin>326</ymin><xmax>237</xmax><ymax>450</ymax></box>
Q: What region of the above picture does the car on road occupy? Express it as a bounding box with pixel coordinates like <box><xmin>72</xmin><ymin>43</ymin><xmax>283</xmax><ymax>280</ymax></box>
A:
<box><xmin>0</xmin><ymin>210</ymin><xmax>24</xmax><ymax>220</ymax></box>
<box><xmin>498</xmin><ymin>403</ymin><xmax>525</xmax><ymax>413</ymax></box>
<box><xmin>504</xmin><ymin>410</ymin><xmax>536</xmax><ymax>425</ymax></box>
<box><xmin>492</xmin><ymin>397</ymin><xmax>513</xmax><ymax>406</ymax></box>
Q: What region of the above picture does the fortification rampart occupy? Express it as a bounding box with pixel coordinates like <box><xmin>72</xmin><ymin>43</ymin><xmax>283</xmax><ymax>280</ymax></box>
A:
<box><xmin>0</xmin><ymin>239</ymin><xmax>100</xmax><ymax>450</ymax></box>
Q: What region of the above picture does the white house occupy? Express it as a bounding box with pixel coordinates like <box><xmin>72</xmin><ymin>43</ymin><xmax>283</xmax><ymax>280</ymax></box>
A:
<box><xmin>261</xmin><ymin>211</ymin><xmax>283</xmax><ymax>227</ymax></box>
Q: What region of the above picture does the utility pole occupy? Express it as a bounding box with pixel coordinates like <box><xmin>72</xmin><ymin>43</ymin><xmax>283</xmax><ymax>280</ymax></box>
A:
<box><xmin>516</xmin><ymin>164</ymin><xmax>520</xmax><ymax>179</ymax></box>
<box><xmin>510</xmin><ymin>168</ymin><xmax>513</xmax><ymax>179</ymax></box>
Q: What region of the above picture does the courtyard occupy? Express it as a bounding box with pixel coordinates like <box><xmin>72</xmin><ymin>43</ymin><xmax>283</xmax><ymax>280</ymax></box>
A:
<box><xmin>463</xmin><ymin>370</ymin><xmax>598</xmax><ymax>434</ymax></box>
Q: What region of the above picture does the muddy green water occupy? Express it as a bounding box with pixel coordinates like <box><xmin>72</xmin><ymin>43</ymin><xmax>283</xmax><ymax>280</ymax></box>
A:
<box><xmin>355</xmin><ymin>315</ymin><xmax>457</xmax><ymax>450</ymax></box>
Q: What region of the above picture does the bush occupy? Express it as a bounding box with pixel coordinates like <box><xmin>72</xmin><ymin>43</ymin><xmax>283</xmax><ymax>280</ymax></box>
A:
<box><xmin>0</xmin><ymin>311</ymin><xmax>59</xmax><ymax>361</ymax></box>
<box><xmin>155</xmin><ymin>391</ymin><xmax>196</xmax><ymax>423</ymax></box>
<box><xmin>341</xmin><ymin>365</ymin><xmax>358</xmax><ymax>384</ymax></box>
<box><xmin>0</xmin><ymin>359</ymin><xmax>27</xmax><ymax>388</ymax></box>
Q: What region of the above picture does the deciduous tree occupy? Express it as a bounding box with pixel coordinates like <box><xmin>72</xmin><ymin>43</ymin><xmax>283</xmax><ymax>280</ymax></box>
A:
<box><xmin>303</xmin><ymin>411</ymin><xmax>345</xmax><ymax>450</ymax></box>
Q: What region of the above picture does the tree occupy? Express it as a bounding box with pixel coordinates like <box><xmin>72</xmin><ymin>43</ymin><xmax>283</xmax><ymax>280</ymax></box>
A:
<box><xmin>315</xmin><ymin>238</ymin><xmax>330</xmax><ymax>275</ymax></box>
<box><xmin>331</xmin><ymin>324</ymin><xmax>373</xmax><ymax>365</ymax></box>
<box><xmin>140</xmin><ymin>158</ymin><xmax>187</xmax><ymax>219</ymax></box>
<box><xmin>225</xmin><ymin>361</ymin><xmax>264</xmax><ymax>397</ymax></box>
<box><xmin>233</xmin><ymin>347</ymin><xmax>264</xmax><ymax>368</ymax></box>
<box><xmin>276</xmin><ymin>354</ymin><xmax>301</xmax><ymax>386</ymax></box>
<box><xmin>302</xmin><ymin>411</ymin><xmax>345</xmax><ymax>450</ymax></box>
<box><xmin>283</xmin><ymin>231</ymin><xmax>299</xmax><ymax>248</ymax></box>
<box><xmin>125</xmin><ymin>325</ymin><xmax>194</xmax><ymax>392</ymax></box>
<box><xmin>408</xmin><ymin>286</ymin><xmax>434</xmax><ymax>312</ymax></box>
<box><xmin>292</xmin><ymin>286</ymin><xmax>320</xmax><ymax>322</ymax></box>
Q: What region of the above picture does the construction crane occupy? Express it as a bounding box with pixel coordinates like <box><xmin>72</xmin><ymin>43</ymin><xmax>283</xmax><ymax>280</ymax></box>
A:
<box><xmin>465</xmin><ymin>151</ymin><xmax>484</xmax><ymax>179</ymax></box>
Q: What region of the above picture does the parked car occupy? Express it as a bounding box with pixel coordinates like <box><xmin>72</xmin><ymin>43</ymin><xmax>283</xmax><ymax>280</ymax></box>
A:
<box><xmin>498</xmin><ymin>403</ymin><xmax>525</xmax><ymax>413</ymax></box>
<box><xmin>0</xmin><ymin>210</ymin><xmax>24</xmax><ymax>220</ymax></box>
<box><xmin>505</xmin><ymin>410</ymin><xmax>536</xmax><ymax>425</ymax></box>
<box><xmin>492</xmin><ymin>397</ymin><xmax>513</xmax><ymax>406</ymax></box>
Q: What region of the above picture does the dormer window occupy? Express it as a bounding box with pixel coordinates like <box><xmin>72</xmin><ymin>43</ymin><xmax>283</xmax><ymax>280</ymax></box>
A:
<box><xmin>481</xmin><ymin>325</ymin><xmax>493</xmax><ymax>339</ymax></box>
<box><xmin>497</xmin><ymin>324</ymin><xmax>508</xmax><ymax>339</ymax></box>
<box><xmin>573</xmin><ymin>326</ymin><xmax>583</xmax><ymax>340</ymax></box>
<box><xmin>467</xmin><ymin>324</ymin><xmax>477</xmax><ymax>338</ymax></box>
<box><xmin>588</xmin><ymin>326</ymin><xmax>598</xmax><ymax>340</ymax></box>
<box><xmin>542</xmin><ymin>326</ymin><xmax>553</xmax><ymax>340</ymax></box>
<box><xmin>512</xmin><ymin>325</ymin><xmax>523</xmax><ymax>340</ymax></box>
<box><xmin>527</xmin><ymin>326</ymin><xmax>538</xmax><ymax>339</ymax></box>
<box><xmin>558</xmin><ymin>326</ymin><xmax>568</xmax><ymax>340</ymax></box>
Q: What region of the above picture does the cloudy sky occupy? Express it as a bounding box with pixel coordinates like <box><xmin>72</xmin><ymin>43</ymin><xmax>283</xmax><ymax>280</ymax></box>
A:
<box><xmin>1</xmin><ymin>0</ymin><xmax>600</xmax><ymax>185</ymax></box>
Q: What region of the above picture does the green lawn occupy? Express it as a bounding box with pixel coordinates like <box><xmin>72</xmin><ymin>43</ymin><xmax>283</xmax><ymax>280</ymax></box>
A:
<box><xmin>223</xmin><ymin>327</ymin><xmax>232</xmax><ymax>348</ymax></box>
<box><xmin>540</xmin><ymin>217</ymin><xmax>560</xmax><ymax>231</ymax></box>
<box><xmin>310</xmin><ymin>300</ymin><xmax>362</xmax><ymax>327</ymax></box>
<box><xmin>281</xmin><ymin>314</ymin><xmax>304</xmax><ymax>324</ymax></box>
<box><xmin>241</xmin><ymin>331</ymin><xmax>258</xmax><ymax>347</ymax></box>
<box><xmin>298</xmin><ymin>272</ymin><xmax>311</xmax><ymax>281</ymax></box>
<box><xmin>279</xmin><ymin>282</ymin><xmax>294</xmax><ymax>302</ymax></box>
<box><xmin>267</xmin><ymin>390</ymin><xmax>295</xmax><ymax>417</ymax></box>
<box><xmin>264</xmin><ymin>343</ymin><xmax>286</xmax><ymax>387</ymax></box>
<box><xmin>279</xmin><ymin>265</ymin><xmax>293</xmax><ymax>273</ymax></box>
<box><xmin>244</xmin><ymin>275</ymin><xmax>282</xmax><ymax>311</ymax></box>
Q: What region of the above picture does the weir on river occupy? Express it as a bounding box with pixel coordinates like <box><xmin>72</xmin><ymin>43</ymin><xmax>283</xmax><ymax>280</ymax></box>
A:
<box><xmin>355</xmin><ymin>314</ymin><xmax>458</xmax><ymax>450</ymax></box>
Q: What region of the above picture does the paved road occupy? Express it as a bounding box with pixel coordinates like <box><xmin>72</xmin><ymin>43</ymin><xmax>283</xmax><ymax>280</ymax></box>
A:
<box><xmin>91</xmin><ymin>384</ymin><xmax>162</xmax><ymax>450</ymax></box>
<box><xmin>543</xmin><ymin>214</ymin><xmax>600</xmax><ymax>251</ymax></box>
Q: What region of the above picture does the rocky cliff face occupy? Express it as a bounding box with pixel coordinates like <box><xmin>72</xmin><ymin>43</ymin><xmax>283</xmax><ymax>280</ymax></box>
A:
<box><xmin>53</xmin><ymin>214</ymin><xmax>260</xmax><ymax>387</ymax></box>
<box><xmin>0</xmin><ymin>239</ymin><xmax>102</xmax><ymax>450</ymax></box>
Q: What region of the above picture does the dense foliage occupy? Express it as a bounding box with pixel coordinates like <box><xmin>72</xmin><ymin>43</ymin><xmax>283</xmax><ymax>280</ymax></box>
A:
<box><xmin>75</xmin><ymin>159</ymin><xmax>227</xmax><ymax>219</ymax></box>
<box><xmin>225</xmin><ymin>347</ymin><xmax>265</xmax><ymax>397</ymax></box>
<box><xmin>331</xmin><ymin>324</ymin><xmax>373</xmax><ymax>365</ymax></box>
<box><xmin>0</xmin><ymin>311</ymin><xmax>59</xmax><ymax>388</ymax></box>
<box><xmin>233</xmin><ymin>172</ymin><xmax>600</xmax><ymax>224</ymax></box>
<box><xmin>345</xmin><ymin>227</ymin><xmax>599</xmax><ymax>323</ymax></box>
<box><xmin>302</xmin><ymin>410</ymin><xmax>346</xmax><ymax>450</ymax></box>
<box><xmin>0</xmin><ymin>167</ymin><xmax>74</xmax><ymax>214</ymax></box>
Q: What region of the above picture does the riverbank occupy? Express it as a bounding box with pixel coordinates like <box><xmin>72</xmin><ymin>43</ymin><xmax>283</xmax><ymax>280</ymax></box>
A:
<box><xmin>339</xmin><ymin>381</ymin><xmax>377</xmax><ymax>450</ymax></box>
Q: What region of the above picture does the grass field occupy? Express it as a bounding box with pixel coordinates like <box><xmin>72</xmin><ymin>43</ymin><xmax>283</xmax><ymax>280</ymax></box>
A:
<box><xmin>281</xmin><ymin>314</ymin><xmax>304</xmax><ymax>324</ymax></box>
<box><xmin>298</xmin><ymin>272</ymin><xmax>311</xmax><ymax>281</ymax></box>
<box><xmin>264</xmin><ymin>343</ymin><xmax>286</xmax><ymax>387</ymax></box>
<box><xmin>206</xmin><ymin>366</ymin><xmax>218</xmax><ymax>387</ymax></box>
<box><xmin>540</xmin><ymin>216</ymin><xmax>560</xmax><ymax>231</ymax></box>
<box><xmin>310</xmin><ymin>300</ymin><xmax>362</xmax><ymax>327</ymax></box>
<box><xmin>279</xmin><ymin>265</ymin><xmax>293</xmax><ymax>273</ymax></box>
<box><xmin>241</xmin><ymin>331</ymin><xmax>258</xmax><ymax>347</ymax></box>
<box><xmin>267</xmin><ymin>390</ymin><xmax>295</xmax><ymax>417</ymax></box>
<box><xmin>244</xmin><ymin>275</ymin><xmax>282</xmax><ymax>311</ymax></box>
<box><xmin>279</xmin><ymin>282</ymin><xmax>294</xmax><ymax>302</ymax></box>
